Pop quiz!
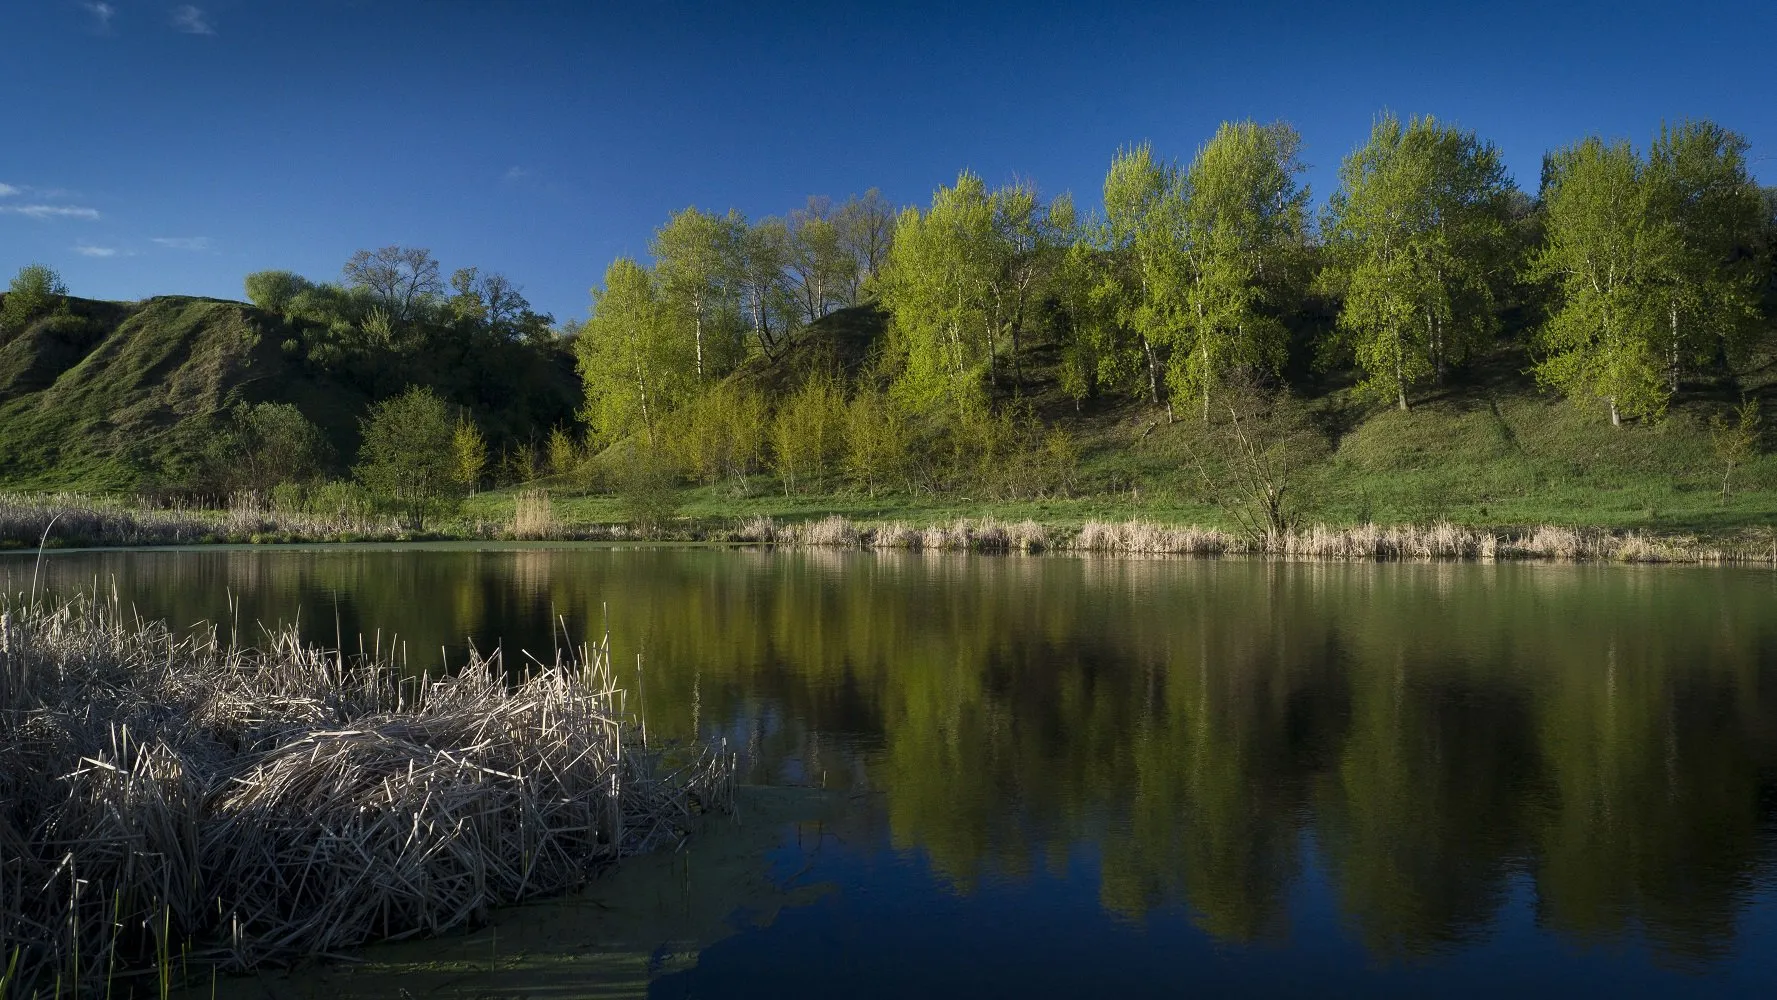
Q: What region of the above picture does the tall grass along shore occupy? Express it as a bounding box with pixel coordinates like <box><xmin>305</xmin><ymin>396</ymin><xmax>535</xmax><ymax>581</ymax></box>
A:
<box><xmin>4</xmin><ymin>491</ymin><xmax>1774</xmax><ymax>565</ymax></box>
<box><xmin>0</xmin><ymin>593</ymin><xmax>733</xmax><ymax>997</ymax></box>
<box><xmin>734</xmin><ymin>515</ymin><xmax>1777</xmax><ymax>564</ymax></box>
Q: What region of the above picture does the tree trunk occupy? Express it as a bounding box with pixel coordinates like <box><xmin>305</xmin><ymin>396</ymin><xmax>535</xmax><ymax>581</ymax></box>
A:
<box><xmin>1011</xmin><ymin>322</ymin><xmax>1023</xmax><ymax>389</ymax></box>
<box><xmin>693</xmin><ymin>309</ymin><xmax>705</xmax><ymax>381</ymax></box>
<box><xmin>1142</xmin><ymin>336</ymin><xmax>1161</xmax><ymax>406</ymax></box>
<box><xmin>1201</xmin><ymin>344</ymin><xmax>1212</xmax><ymax>423</ymax></box>
<box><xmin>1668</xmin><ymin>302</ymin><xmax>1681</xmax><ymax>394</ymax></box>
<box><xmin>1609</xmin><ymin>397</ymin><xmax>1621</xmax><ymax>427</ymax></box>
<box><xmin>1430</xmin><ymin>311</ymin><xmax>1445</xmax><ymax>386</ymax></box>
<box><xmin>1395</xmin><ymin>338</ymin><xmax>1409</xmax><ymax>411</ymax></box>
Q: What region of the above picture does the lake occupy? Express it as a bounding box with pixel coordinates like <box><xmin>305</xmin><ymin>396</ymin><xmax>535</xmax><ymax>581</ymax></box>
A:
<box><xmin>9</xmin><ymin>544</ymin><xmax>1777</xmax><ymax>997</ymax></box>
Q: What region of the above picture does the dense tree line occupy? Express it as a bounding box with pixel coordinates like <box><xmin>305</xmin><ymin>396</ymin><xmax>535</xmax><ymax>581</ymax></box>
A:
<box><xmin>561</xmin><ymin>113</ymin><xmax>1771</xmax><ymax>517</ymax></box>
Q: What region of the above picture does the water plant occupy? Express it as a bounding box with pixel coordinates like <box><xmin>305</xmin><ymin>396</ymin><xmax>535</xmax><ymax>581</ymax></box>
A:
<box><xmin>0</xmin><ymin>592</ymin><xmax>733</xmax><ymax>996</ymax></box>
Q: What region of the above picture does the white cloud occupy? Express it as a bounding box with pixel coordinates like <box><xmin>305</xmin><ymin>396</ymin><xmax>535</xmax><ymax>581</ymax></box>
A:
<box><xmin>83</xmin><ymin>2</ymin><xmax>116</xmax><ymax>31</ymax></box>
<box><xmin>171</xmin><ymin>5</ymin><xmax>214</xmax><ymax>35</ymax></box>
<box><xmin>0</xmin><ymin>204</ymin><xmax>102</xmax><ymax>221</ymax></box>
<box><xmin>151</xmin><ymin>236</ymin><xmax>212</xmax><ymax>251</ymax></box>
<box><xmin>502</xmin><ymin>166</ymin><xmax>533</xmax><ymax>183</ymax></box>
<box><xmin>74</xmin><ymin>244</ymin><xmax>119</xmax><ymax>258</ymax></box>
<box><xmin>0</xmin><ymin>183</ymin><xmax>18</xmax><ymax>197</ymax></box>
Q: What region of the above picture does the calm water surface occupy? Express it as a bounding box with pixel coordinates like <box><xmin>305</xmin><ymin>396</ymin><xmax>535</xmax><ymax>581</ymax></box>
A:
<box><xmin>11</xmin><ymin>544</ymin><xmax>1777</xmax><ymax>997</ymax></box>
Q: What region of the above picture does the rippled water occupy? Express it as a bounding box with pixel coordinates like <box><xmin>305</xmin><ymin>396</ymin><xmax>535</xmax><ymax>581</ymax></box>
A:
<box><xmin>13</xmin><ymin>544</ymin><xmax>1777</xmax><ymax>997</ymax></box>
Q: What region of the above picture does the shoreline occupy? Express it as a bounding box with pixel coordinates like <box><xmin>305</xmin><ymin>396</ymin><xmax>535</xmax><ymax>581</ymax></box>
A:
<box><xmin>3</xmin><ymin>493</ymin><xmax>1773</xmax><ymax>566</ymax></box>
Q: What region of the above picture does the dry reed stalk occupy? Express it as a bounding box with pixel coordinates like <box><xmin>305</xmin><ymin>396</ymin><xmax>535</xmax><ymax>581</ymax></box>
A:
<box><xmin>0</xmin><ymin>593</ymin><xmax>733</xmax><ymax>995</ymax></box>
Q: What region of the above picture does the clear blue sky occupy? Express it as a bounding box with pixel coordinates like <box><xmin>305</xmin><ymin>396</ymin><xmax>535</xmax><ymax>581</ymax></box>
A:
<box><xmin>3</xmin><ymin>0</ymin><xmax>1773</xmax><ymax>325</ymax></box>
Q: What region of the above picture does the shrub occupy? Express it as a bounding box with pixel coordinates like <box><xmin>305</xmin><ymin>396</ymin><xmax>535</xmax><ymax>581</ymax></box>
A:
<box><xmin>615</xmin><ymin>444</ymin><xmax>681</xmax><ymax>537</ymax></box>
<box><xmin>0</xmin><ymin>263</ymin><xmax>67</xmax><ymax>335</ymax></box>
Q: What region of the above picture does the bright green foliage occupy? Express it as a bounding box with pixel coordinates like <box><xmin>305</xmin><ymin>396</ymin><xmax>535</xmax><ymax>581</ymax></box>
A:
<box><xmin>879</xmin><ymin>171</ymin><xmax>999</xmax><ymax>416</ymax></box>
<box><xmin>879</xmin><ymin>173</ymin><xmax>1071</xmax><ymax>412</ymax></box>
<box><xmin>1644</xmin><ymin>120</ymin><xmax>1768</xmax><ymax>388</ymax></box>
<box><xmin>988</xmin><ymin>182</ymin><xmax>1076</xmax><ymax>387</ymax></box>
<box><xmin>1097</xmin><ymin>143</ymin><xmax>1184</xmax><ymax>408</ymax></box>
<box><xmin>1534</xmin><ymin>138</ymin><xmax>1672</xmax><ymax>426</ymax></box>
<box><xmin>1</xmin><ymin>264</ymin><xmax>68</xmax><ymax>335</ymax></box>
<box><xmin>1173</xmin><ymin>121</ymin><xmax>1310</xmax><ymax>419</ymax></box>
<box><xmin>242</xmin><ymin>270</ymin><xmax>314</xmax><ymax>315</ymax></box>
<box><xmin>653</xmin><ymin>207</ymin><xmax>744</xmax><ymax>380</ymax></box>
<box><xmin>1323</xmin><ymin>113</ymin><xmax>1515</xmax><ymax>409</ymax></box>
<box><xmin>577</xmin><ymin>258</ymin><xmax>690</xmax><ymax>445</ymax></box>
<box><xmin>770</xmin><ymin>372</ymin><xmax>846</xmax><ymax>493</ymax></box>
<box><xmin>1056</xmin><ymin>230</ymin><xmax>1146</xmax><ymax>407</ymax></box>
<box><xmin>547</xmin><ymin>426</ymin><xmax>580</xmax><ymax>476</ymax></box>
<box><xmin>452</xmin><ymin>415</ymin><xmax>488</xmax><ymax>491</ymax></box>
<box><xmin>353</xmin><ymin>386</ymin><xmax>463</xmax><ymax>528</ymax></box>
<box><xmin>663</xmin><ymin>382</ymin><xmax>769</xmax><ymax>484</ymax></box>
<box><xmin>844</xmin><ymin>384</ymin><xmax>912</xmax><ymax>497</ymax></box>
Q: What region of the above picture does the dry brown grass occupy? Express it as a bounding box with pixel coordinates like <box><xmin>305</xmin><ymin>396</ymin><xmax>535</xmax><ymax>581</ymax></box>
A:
<box><xmin>0</xmin><ymin>593</ymin><xmax>732</xmax><ymax>995</ymax></box>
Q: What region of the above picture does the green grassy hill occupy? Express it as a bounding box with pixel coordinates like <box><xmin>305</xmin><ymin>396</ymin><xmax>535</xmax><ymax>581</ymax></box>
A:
<box><xmin>1</xmin><ymin>297</ymin><xmax>353</xmax><ymax>489</ymax></box>
<box><xmin>0</xmin><ymin>295</ymin><xmax>578</xmax><ymax>491</ymax></box>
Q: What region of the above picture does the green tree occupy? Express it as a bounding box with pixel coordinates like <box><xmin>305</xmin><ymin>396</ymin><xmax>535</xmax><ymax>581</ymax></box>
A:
<box><xmin>844</xmin><ymin>384</ymin><xmax>911</xmax><ymax>497</ymax></box>
<box><xmin>770</xmin><ymin>372</ymin><xmax>846</xmax><ymax>494</ymax></box>
<box><xmin>613</xmin><ymin>442</ymin><xmax>681</xmax><ymax>537</ymax></box>
<box><xmin>1099</xmin><ymin>143</ymin><xmax>1184</xmax><ymax>412</ymax></box>
<box><xmin>1323</xmin><ymin>113</ymin><xmax>1515</xmax><ymax>409</ymax></box>
<box><xmin>209</xmin><ymin>401</ymin><xmax>332</xmax><ymax>493</ymax></box>
<box><xmin>243</xmin><ymin>270</ymin><xmax>314</xmax><ymax>315</ymax></box>
<box><xmin>988</xmin><ymin>181</ymin><xmax>1076</xmax><ymax>388</ymax></box>
<box><xmin>1055</xmin><ymin>228</ymin><xmax>1146</xmax><ymax>409</ymax></box>
<box><xmin>1534</xmin><ymin>138</ymin><xmax>1670</xmax><ymax>426</ymax></box>
<box><xmin>577</xmin><ymin>258</ymin><xmax>690</xmax><ymax>446</ymax></box>
<box><xmin>1174</xmin><ymin>121</ymin><xmax>1310</xmax><ymax>420</ymax></box>
<box><xmin>547</xmin><ymin>426</ymin><xmax>580</xmax><ymax>477</ymax></box>
<box><xmin>788</xmin><ymin>196</ymin><xmax>854</xmax><ymax>322</ymax></box>
<box><xmin>1644</xmin><ymin>120</ymin><xmax>1768</xmax><ymax>391</ymax></box>
<box><xmin>452</xmin><ymin>415</ymin><xmax>488</xmax><ymax>492</ymax></box>
<box><xmin>1710</xmin><ymin>399</ymin><xmax>1761</xmax><ymax>501</ymax></box>
<box><xmin>879</xmin><ymin>171</ymin><xmax>998</xmax><ymax>416</ymax></box>
<box><xmin>654</xmin><ymin>206</ymin><xmax>742</xmax><ymax>381</ymax></box>
<box><xmin>353</xmin><ymin>386</ymin><xmax>463</xmax><ymax>528</ymax></box>
<box><xmin>0</xmin><ymin>263</ymin><xmax>68</xmax><ymax>335</ymax></box>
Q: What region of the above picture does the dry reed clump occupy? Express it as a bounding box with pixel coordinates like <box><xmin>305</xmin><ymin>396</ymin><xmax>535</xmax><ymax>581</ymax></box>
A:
<box><xmin>775</xmin><ymin>517</ymin><xmax>1050</xmax><ymax>554</ymax></box>
<box><xmin>793</xmin><ymin>515</ymin><xmax>862</xmax><ymax>548</ymax></box>
<box><xmin>509</xmin><ymin>488</ymin><xmax>559</xmax><ymax>539</ymax></box>
<box><xmin>731</xmin><ymin>515</ymin><xmax>778</xmax><ymax>543</ymax></box>
<box><xmin>1068</xmin><ymin>520</ymin><xmax>1236</xmax><ymax>556</ymax></box>
<box><xmin>0</xmin><ymin>594</ymin><xmax>733</xmax><ymax>995</ymax></box>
